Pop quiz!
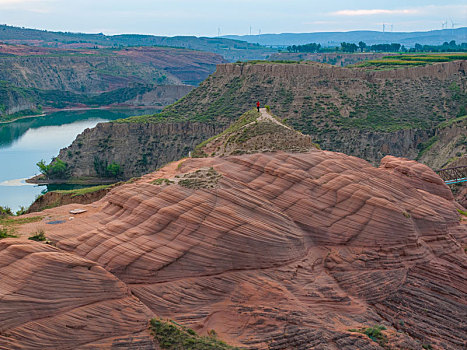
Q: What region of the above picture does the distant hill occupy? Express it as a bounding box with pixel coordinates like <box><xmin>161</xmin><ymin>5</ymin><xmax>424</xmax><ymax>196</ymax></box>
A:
<box><xmin>224</xmin><ymin>27</ymin><xmax>467</xmax><ymax>47</ymax></box>
<box><xmin>0</xmin><ymin>43</ymin><xmax>225</xmax><ymax>120</ymax></box>
<box><xmin>0</xmin><ymin>25</ymin><xmax>276</xmax><ymax>61</ymax></box>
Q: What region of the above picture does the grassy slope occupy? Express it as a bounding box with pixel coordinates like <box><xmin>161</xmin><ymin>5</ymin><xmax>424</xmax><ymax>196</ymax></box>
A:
<box><xmin>116</xmin><ymin>55</ymin><xmax>466</xmax><ymax>134</ymax></box>
<box><xmin>353</xmin><ymin>53</ymin><xmax>467</xmax><ymax>69</ymax></box>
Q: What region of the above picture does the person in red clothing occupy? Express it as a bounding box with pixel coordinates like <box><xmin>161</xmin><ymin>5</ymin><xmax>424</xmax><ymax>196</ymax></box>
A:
<box><xmin>256</xmin><ymin>101</ymin><xmax>260</xmax><ymax>112</ymax></box>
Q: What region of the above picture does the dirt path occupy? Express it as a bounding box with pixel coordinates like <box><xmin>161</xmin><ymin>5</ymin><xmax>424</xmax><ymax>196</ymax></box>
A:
<box><xmin>243</xmin><ymin>108</ymin><xmax>291</xmax><ymax>130</ymax></box>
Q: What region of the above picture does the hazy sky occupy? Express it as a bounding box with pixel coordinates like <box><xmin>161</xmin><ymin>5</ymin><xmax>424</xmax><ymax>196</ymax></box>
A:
<box><xmin>1</xmin><ymin>0</ymin><xmax>466</xmax><ymax>36</ymax></box>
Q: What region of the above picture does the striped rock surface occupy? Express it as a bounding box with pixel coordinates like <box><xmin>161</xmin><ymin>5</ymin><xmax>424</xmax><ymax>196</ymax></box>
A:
<box><xmin>4</xmin><ymin>150</ymin><xmax>467</xmax><ymax>349</ymax></box>
<box><xmin>0</xmin><ymin>240</ymin><xmax>155</xmax><ymax>349</ymax></box>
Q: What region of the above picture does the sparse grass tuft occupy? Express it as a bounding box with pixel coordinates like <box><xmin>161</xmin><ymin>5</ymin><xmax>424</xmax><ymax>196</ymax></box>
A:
<box><xmin>349</xmin><ymin>325</ymin><xmax>387</xmax><ymax>346</ymax></box>
<box><xmin>54</xmin><ymin>185</ymin><xmax>111</xmax><ymax>197</ymax></box>
<box><xmin>192</xmin><ymin>108</ymin><xmax>260</xmax><ymax>157</ymax></box>
<box><xmin>178</xmin><ymin>167</ymin><xmax>222</xmax><ymax>189</ymax></box>
<box><xmin>151</xmin><ymin>178</ymin><xmax>174</xmax><ymax>186</ymax></box>
<box><xmin>0</xmin><ymin>216</ymin><xmax>43</xmax><ymax>239</ymax></box>
<box><xmin>149</xmin><ymin>318</ymin><xmax>240</xmax><ymax>350</ymax></box>
<box><xmin>0</xmin><ymin>226</ymin><xmax>16</xmax><ymax>239</ymax></box>
<box><xmin>28</xmin><ymin>229</ymin><xmax>47</xmax><ymax>242</ymax></box>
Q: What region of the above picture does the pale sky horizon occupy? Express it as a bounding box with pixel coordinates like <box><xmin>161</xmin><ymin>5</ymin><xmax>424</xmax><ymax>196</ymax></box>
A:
<box><xmin>1</xmin><ymin>0</ymin><xmax>466</xmax><ymax>37</ymax></box>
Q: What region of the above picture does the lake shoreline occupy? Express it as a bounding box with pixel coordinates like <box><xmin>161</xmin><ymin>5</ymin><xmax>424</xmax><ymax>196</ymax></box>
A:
<box><xmin>26</xmin><ymin>174</ymin><xmax>119</xmax><ymax>186</ymax></box>
<box><xmin>1</xmin><ymin>108</ymin><xmax>158</xmax><ymax>211</ymax></box>
<box><xmin>0</xmin><ymin>105</ymin><xmax>163</xmax><ymax>124</ymax></box>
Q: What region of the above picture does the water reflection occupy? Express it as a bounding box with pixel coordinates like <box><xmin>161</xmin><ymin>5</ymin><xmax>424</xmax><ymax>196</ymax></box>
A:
<box><xmin>0</xmin><ymin>108</ymin><xmax>161</xmax><ymax>211</ymax></box>
<box><xmin>0</xmin><ymin>109</ymin><xmax>158</xmax><ymax>148</ymax></box>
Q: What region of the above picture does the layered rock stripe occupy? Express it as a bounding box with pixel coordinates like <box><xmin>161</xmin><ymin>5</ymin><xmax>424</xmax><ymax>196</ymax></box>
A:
<box><xmin>5</xmin><ymin>150</ymin><xmax>466</xmax><ymax>349</ymax></box>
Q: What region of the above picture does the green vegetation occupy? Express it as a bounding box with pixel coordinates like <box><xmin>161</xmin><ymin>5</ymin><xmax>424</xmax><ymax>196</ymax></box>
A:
<box><xmin>116</xmin><ymin>78</ymin><xmax>249</xmax><ymax>124</ymax></box>
<box><xmin>233</xmin><ymin>121</ymin><xmax>284</xmax><ymax>143</ymax></box>
<box><xmin>178</xmin><ymin>168</ymin><xmax>222</xmax><ymax>189</ymax></box>
<box><xmin>106</xmin><ymin>162</ymin><xmax>122</xmax><ymax>178</ymax></box>
<box><xmin>28</xmin><ymin>229</ymin><xmax>47</xmax><ymax>242</ymax></box>
<box><xmin>412</xmin><ymin>40</ymin><xmax>467</xmax><ymax>53</ymax></box>
<box><xmin>37</xmin><ymin>159</ymin><xmax>69</xmax><ymax>179</ymax></box>
<box><xmin>237</xmin><ymin>59</ymin><xmax>299</xmax><ymax>65</ymax></box>
<box><xmin>0</xmin><ymin>108</ymin><xmax>43</xmax><ymax>123</ymax></box>
<box><xmin>0</xmin><ymin>226</ymin><xmax>16</xmax><ymax>239</ymax></box>
<box><xmin>437</xmin><ymin>114</ymin><xmax>467</xmax><ymax>129</ymax></box>
<box><xmin>0</xmin><ymin>215</ymin><xmax>42</xmax><ymax>239</ymax></box>
<box><xmin>149</xmin><ymin>318</ymin><xmax>240</xmax><ymax>350</ymax></box>
<box><xmin>192</xmin><ymin>109</ymin><xmax>260</xmax><ymax>157</ymax></box>
<box><xmin>93</xmin><ymin>157</ymin><xmax>123</xmax><ymax>178</ymax></box>
<box><xmin>355</xmin><ymin>53</ymin><xmax>467</xmax><ymax>69</ymax></box>
<box><xmin>0</xmin><ymin>206</ymin><xmax>13</xmax><ymax>217</ymax></box>
<box><xmin>349</xmin><ymin>325</ymin><xmax>387</xmax><ymax>347</ymax></box>
<box><xmin>337</xmin><ymin>111</ymin><xmax>421</xmax><ymax>132</ymax></box>
<box><xmin>287</xmin><ymin>43</ymin><xmax>321</xmax><ymax>53</ymax></box>
<box><xmin>457</xmin><ymin>208</ymin><xmax>467</xmax><ymax>217</ymax></box>
<box><xmin>15</xmin><ymin>206</ymin><xmax>27</xmax><ymax>216</ymax></box>
<box><xmin>416</xmin><ymin>136</ymin><xmax>439</xmax><ymax>160</ymax></box>
<box><xmin>54</xmin><ymin>184</ymin><xmax>110</xmax><ymax>197</ymax></box>
<box><xmin>285</xmin><ymin>40</ymin><xmax>466</xmax><ymax>55</ymax></box>
<box><xmin>151</xmin><ymin>178</ymin><xmax>174</xmax><ymax>185</ymax></box>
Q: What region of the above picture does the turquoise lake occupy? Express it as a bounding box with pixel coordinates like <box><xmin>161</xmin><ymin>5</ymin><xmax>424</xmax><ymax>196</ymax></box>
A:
<box><xmin>0</xmin><ymin>108</ymin><xmax>161</xmax><ymax>212</ymax></box>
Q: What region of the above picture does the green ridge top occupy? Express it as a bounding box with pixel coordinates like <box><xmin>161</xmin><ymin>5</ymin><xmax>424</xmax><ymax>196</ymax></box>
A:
<box><xmin>192</xmin><ymin>107</ymin><xmax>319</xmax><ymax>157</ymax></box>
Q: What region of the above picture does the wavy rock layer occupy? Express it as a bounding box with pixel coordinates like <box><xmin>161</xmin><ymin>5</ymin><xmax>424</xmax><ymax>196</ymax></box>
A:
<box><xmin>36</xmin><ymin>150</ymin><xmax>466</xmax><ymax>349</ymax></box>
<box><xmin>0</xmin><ymin>239</ymin><xmax>155</xmax><ymax>349</ymax></box>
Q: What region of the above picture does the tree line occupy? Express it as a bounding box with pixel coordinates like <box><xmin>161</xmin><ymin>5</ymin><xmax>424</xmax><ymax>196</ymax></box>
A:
<box><xmin>286</xmin><ymin>40</ymin><xmax>467</xmax><ymax>53</ymax></box>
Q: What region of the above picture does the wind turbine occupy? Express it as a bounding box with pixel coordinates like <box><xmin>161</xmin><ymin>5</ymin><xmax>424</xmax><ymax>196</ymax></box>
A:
<box><xmin>442</xmin><ymin>20</ymin><xmax>448</xmax><ymax>30</ymax></box>
<box><xmin>450</xmin><ymin>18</ymin><xmax>460</xmax><ymax>29</ymax></box>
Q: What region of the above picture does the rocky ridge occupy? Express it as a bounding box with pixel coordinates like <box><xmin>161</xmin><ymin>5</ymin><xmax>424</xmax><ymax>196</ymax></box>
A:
<box><xmin>55</xmin><ymin>60</ymin><xmax>466</xmax><ymax>181</ymax></box>
<box><xmin>194</xmin><ymin>108</ymin><xmax>318</xmax><ymax>157</ymax></box>
<box><xmin>6</xmin><ymin>113</ymin><xmax>467</xmax><ymax>349</ymax></box>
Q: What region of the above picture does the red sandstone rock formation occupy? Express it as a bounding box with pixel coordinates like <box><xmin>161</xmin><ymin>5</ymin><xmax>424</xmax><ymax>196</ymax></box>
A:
<box><xmin>9</xmin><ymin>150</ymin><xmax>464</xmax><ymax>349</ymax></box>
<box><xmin>0</xmin><ymin>239</ymin><xmax>155</xmax><ymax>349</ymax></box>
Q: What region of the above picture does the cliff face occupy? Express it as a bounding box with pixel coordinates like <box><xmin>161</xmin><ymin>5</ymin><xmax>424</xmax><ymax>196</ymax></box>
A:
<box><xmin>0</xmin><ymin>84</ymin><xmax>38</xmax><ymax>116</ymax></box>
<box><xmin>0</xmin><ymin>44</ymin><xmax>225</xmax><ymax>118</ymax></box>
<box><xmin>418</xmin><ymin>116</ymin><xmax>467</xmax><ymax>169</ymax></box>
<box><xmin>26</xmin><ymin>186</ymin><xmax>111</xmax><ymax>213</ymax></box>
<box><xmin>0</xmin><ymin>55</ymin><xmax>176</xmax><ymax>93</ymax></box>
<box><xmin>58</xmin><ymin>121</ymin><xmax>223</xmax><ymax>179</ymax></box>
<box><xmin>157</xmin><ymin>60</ymin><xmax>466</xmax><ymax>165</ymax></box>
<box><xmin>11</xmin><ymin>150</ymin><xmax>466</xmax><ymax>349</ymax></box>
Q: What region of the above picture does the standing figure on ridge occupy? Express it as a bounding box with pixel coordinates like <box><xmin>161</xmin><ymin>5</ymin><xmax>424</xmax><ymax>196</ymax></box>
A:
<box><xmin>256</xmin><ymin>101</ymin><xmax>260</xmax><ymax>112</ymax></box>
